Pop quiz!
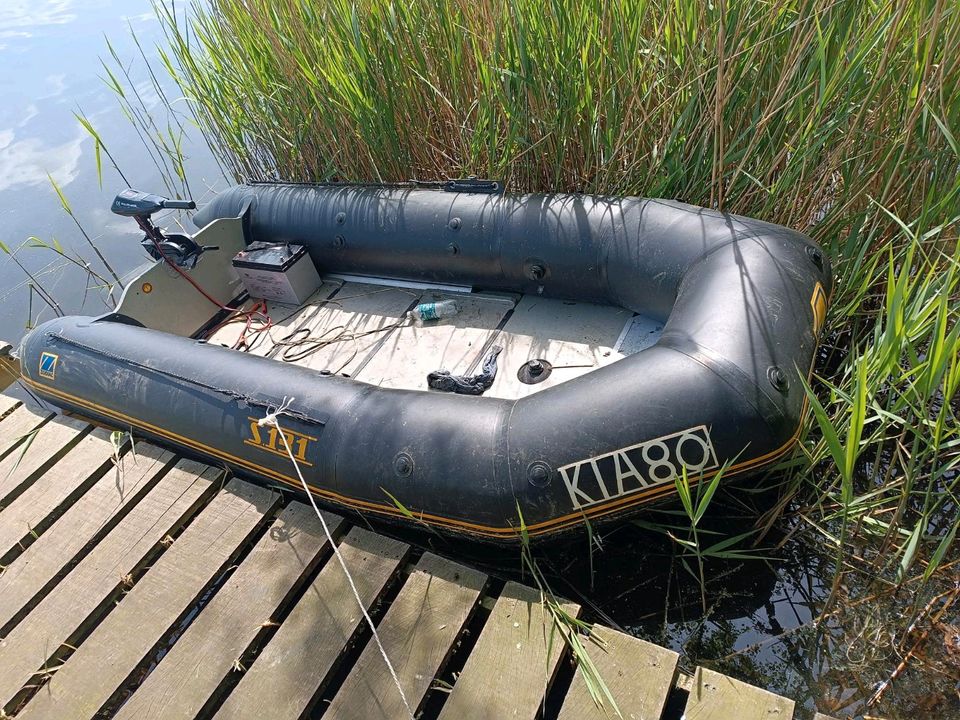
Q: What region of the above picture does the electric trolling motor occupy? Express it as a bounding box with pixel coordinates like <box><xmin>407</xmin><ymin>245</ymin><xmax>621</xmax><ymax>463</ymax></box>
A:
<box><xmin>110</xmin><ymin>189</ymin><xmax>218</xmax><ymax>269</ymax></box>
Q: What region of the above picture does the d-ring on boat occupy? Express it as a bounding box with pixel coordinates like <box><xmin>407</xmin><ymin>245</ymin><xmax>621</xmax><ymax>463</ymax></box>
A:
<box><xmin>17</xmin><ymin>181</ymin><xmax>832</xmax><ymax>542</ymax></box>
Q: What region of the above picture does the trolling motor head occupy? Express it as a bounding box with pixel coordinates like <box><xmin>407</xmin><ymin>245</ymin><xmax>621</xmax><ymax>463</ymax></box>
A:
<box><xmin>111</xmin><ymin>189</ymin><xmax>216</xmax><ymax>269</ymax></box>
<box><xmin>110</xmin><ymin>188</ymin><xmax>196</xmax><ymax>218</ymax></box>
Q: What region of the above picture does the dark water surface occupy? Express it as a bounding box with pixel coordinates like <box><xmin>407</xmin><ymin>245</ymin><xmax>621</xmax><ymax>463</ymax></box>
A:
<box><xmin>0</xmin><ymin>0</ymin><xmax>222</xmax><ymax>343</ymax></box>
<box><xmin>1</xmin><ymin>3</ymin><xmax>956</xmax><ymax>719</ymax></box>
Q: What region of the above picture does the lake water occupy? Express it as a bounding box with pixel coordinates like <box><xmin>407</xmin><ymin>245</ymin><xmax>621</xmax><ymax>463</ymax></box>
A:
<box><xmin>0</xmin><ymin>0</ymin><xmax>222</xmax><ymax>343</ymax></box>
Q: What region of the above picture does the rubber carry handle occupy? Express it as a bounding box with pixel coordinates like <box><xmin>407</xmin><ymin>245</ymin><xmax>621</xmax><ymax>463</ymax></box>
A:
<box><xmin>162</xmin><ymin>199</ymin><xmax>197</xmax><ymax>210</ymax></box>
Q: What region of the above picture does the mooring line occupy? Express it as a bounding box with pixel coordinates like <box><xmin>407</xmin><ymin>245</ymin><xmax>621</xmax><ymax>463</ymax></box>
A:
<box><xmin>258</xmin><ymin>397</ymin><xmax>416</xmax><ymax>720</ymax></box>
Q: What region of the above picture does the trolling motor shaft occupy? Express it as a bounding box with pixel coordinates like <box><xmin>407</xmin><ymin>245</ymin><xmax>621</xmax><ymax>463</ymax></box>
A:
<box><xmin>111</xmin><ymin>189</ymin><xmax>216</xmax><ymax>269</ymax></box>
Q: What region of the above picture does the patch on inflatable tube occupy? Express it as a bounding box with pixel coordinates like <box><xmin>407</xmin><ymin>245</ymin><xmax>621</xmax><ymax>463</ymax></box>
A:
<box><xmin>558</xmin><ymin>425</ymin><xmax>718</xmax><ymax>509</ymax></box>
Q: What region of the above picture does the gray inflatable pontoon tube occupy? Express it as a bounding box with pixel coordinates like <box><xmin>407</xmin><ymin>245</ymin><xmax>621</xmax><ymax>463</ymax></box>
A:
<box><xmin>19</xmin><ymin>183</ymin><xmax>832</xmax><ymax>542</ymax></box>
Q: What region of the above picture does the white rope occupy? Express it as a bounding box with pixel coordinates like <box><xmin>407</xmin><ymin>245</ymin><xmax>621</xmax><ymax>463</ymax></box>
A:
<box><xmin>258</xmin><ymin>397</ymin><xmax>416</xmax><ymax>720</ymax></box>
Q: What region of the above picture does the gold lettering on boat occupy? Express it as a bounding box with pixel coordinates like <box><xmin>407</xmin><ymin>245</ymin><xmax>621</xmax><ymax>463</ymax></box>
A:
<box><xmin>245</xmin><ymin>417</ymin><xmax>317</xmax><ymax>466</ymax></box>
<box><xmin>558</xmin><ymin>425</ymin><xmax>718</xmax><ymax>510</ymax></box>
<box><xmin>38</xmin><ymin>351</ymin><xmax>59</xmax><ymax>380</ymax></box>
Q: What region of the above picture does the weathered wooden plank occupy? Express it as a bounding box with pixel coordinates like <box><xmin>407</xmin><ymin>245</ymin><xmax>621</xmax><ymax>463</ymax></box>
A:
<box><xmin>355</xmin><ymin>292</ymin><xmax>517</xmax><ymax>390</ymax></box>
<box><xmin>296</xmin><ymin>282</ymin><xmax>420</xmax><ymax>376</ymax></box>
<box><xmin>214</xmin><ymin>527</ymin><xmax>409</xmax><ymax>720</ymax></box>
<box><xmin>17</xmin><ymin>479</ymin><xmax>280</xmax><ymax>720</ymax></box>
<box><xmin>0</xmin><ymin>411</ymin><xmax>73</xmax><ymax>496</ymax></box>
<box><xmin>482</xmin><ymin>296</ymin><xmax>632</xmax><ymax>399</ymax></box>
<box><xmin>557</xmin><ymin>625</ymin><xmax>679</xmax><ymax>720</ymax></box>
<box><xmin>684</xmin><ymin>667</ymin><xmax>795</xmax><ymax>720</ymax></box>
<box><xmin>0</xmin><ymin>394</ymin><xmax>19</xmax><ymax>419</ymax></box>
<box><xmin>326</xmin><ymin>552</ymin><xmax>487</xmax><ymax>720</ymax></box>
<box><xmin>0</xmin><ymin>427</ymin><xmax>117</xmax><ymax>562</ymax></box>
<box><xmin>113</xmin><ymin>502</ymin><xmax>337</xmax><ymax>720</ymax></box>
<box><xmin>0</xmin><ymin>444</ymin><xmax>174</xmax><ymax>632</ymax></box>
<box><xmin>437</xmin><ymin>582</ymin><xmax>580</xmax><ymax>720</ymax></box>
<box><xmin>0</xmin><ymin>405</ymin><xmax>53</xmax><ymax>461</ymax></box>
<box><xmin>813</xmin><ymin>713</ymin><xmax>841</xmax><ymax>720</ymax></box>
<box><xmin>0</xmin><ymin>460</ymin><xmax>218</xmax><ymax>708</ymax></box>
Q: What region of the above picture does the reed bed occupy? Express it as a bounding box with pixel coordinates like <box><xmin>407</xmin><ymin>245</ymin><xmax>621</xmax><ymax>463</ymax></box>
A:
<box><xmin>105</xmin><ymin>0</ymin><xmax>959</xmax><ymax>713</ymax></box>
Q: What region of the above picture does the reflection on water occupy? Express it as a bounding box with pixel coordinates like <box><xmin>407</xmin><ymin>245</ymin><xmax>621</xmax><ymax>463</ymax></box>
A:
<box><xmin>0</xmin><ymin>128</ymin><xmax>83</xmax><ymax>192</ymax></box>
<box><xmin>0</xmin><ymin>0</ymin><xmax>222</xmax><ymax>343</ymax></box>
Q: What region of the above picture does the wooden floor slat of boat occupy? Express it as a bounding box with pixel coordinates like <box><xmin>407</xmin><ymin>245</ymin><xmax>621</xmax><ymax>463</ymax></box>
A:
<box><xmin>293</xmin><ymin>282</ymin><xmax>423</xmax><ymax>377</ymax></box>
<box><xmin>206</xmin><ymin>278</ymin><xmax>653</xmax><ymax>398</ymax></box>
<box><xmin>0</xmin><ymin>395</ymin><xmax>828</xmax><ymax>720</ymax></box>
<box><xmin>479</xmin><ymin>294</ymin><xmax>634</xmax><ymax>399</ymax></box>
<box><xmin>353</xmin><ymin>291</ymin><xmax>517</xmax><ymax>390</ymax></box>
<box><xmin>204</xmin><ymin>281</ymin><xmax>341</xmax><ymax>355</ymax></box>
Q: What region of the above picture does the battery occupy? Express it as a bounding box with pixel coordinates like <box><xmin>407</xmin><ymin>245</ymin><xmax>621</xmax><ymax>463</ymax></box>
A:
<box><xmin>231</xmin><ymin>242</ymin><xmax>321</xmax><ymax>305</ymax></box>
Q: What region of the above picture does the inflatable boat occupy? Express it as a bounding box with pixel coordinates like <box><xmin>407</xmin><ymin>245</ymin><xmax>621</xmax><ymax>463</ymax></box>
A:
<box><xmin>17</xmin><ymin>181</ymin><xmax>831</xmax><ymax>542</ymax></box>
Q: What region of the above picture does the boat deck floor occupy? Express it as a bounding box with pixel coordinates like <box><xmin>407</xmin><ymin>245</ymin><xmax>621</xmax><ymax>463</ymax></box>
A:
<box><xmin>206</xmin><ymin>277</ymin><xmax>665</xmax><ymax>399</ymax></box>
<box><xmin>0</xmin><ymin>394</ymin><xmax>829</xmax><ymax>719</ymax></box>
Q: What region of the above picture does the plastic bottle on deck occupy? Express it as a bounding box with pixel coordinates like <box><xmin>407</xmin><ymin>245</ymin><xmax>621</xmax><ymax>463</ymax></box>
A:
<box><xmin>410</xmin><ymin>299</ymin><xmax>460</xmax><ymax>321</ymax></box>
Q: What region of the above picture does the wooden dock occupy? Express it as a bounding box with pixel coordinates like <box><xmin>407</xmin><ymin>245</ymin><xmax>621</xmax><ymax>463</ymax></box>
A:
<box><xmin>0</xmin><ymin>395</ymin><xmax>831</xmax><ymax>720</ymax></box>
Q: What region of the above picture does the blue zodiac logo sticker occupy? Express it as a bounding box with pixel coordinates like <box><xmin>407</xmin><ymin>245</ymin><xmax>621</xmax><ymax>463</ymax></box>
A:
<box><xmin>38</xmin><ymin>351</ymin><xmax>59</xmax><ymax>380</ymax></box>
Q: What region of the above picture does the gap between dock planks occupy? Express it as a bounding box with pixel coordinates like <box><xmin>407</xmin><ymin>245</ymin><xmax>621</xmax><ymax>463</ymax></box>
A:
<box><xmin>324</xmin><ymin>551</ymin><xmax>488</xmax><ymax>720</ymax></box>
<box><xmin>0</xmin><ymin>460</ymin><xmax>219</xmax><ymax>711</ymax></box>
<box><xmin>0</xmin><ymin>391</ymin><xmax>19</xmax><ymax>419</ymax></box>
<box><xmin>111</xmin><ymin>502</ymin><xmax>333</xmax><ymax>720</ymax></box>
<box><xmin>18</xmin><ymin>480</ymin><xmax>280</xmax><ymax>720</ymax></box>
<box><xmin>0</xmin><ymin>426</ymin><xmax>120</xmax><ymax>564</ymax></box>
<box><xmin>214</xmin><ymin>526</ymin><xmax>410</xmax><ymax>720</ymax></box>
<box><xmin>0</xmin><ymin>442</ymin><xmax>176</xmax><ymax>633</ymax></box>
